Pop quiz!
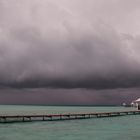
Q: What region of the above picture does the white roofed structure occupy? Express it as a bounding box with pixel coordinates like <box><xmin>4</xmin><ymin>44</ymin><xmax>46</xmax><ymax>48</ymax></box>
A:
<box><xmin>134</xmin><ymin>98</ymin><xmax>140</xmax><ymax>103</ymax></box>
<box><xmin>131</xmin><ymin>98</ymin><xmax>140</xmax><ymax>108</ymax></box>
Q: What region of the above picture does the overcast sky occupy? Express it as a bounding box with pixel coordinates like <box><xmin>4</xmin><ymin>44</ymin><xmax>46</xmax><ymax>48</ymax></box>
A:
<box><xmin>0</xmin><ymin>0</ymin><xmax>140</xmax><ymax>105</ymax></box>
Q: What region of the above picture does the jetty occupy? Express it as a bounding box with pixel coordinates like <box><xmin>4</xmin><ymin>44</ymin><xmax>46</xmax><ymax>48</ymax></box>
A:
<box><xmin>0</xmin><ymin>110</ymin><xmax>140</xmax><ymax>123</ymax></box>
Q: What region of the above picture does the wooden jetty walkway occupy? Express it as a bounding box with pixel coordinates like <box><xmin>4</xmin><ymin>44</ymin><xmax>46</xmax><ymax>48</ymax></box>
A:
<box><xmin>0</xmin><ymin>110</ymin><xmax>140</xmax><ymax>123</ymax></box>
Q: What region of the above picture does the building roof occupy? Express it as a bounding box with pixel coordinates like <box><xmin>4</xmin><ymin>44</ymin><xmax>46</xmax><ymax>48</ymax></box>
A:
<box><xmin>134</xmin><ymin>98</ymin><xmax>140</xmax><ymax>102</ymax></box>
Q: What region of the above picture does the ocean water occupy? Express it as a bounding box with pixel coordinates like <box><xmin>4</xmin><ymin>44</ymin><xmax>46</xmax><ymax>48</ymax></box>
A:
<box><xmin>0</xmin><ymin>105</ymin><xmax>139</xmax><ymax>140</ymax></box>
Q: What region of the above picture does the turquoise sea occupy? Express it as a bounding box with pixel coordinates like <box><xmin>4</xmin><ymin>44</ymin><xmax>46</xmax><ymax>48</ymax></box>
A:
<box><xmin>0</xmin><ymin>105</ymin><xmax>139</xmax><ymax>140</ymax></box>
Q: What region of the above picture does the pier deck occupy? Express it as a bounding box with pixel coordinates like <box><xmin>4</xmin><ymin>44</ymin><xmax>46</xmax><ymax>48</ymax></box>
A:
<box><xmin>0</xmin><ymin>110</ymin><xmax>140</xmax><ymax>123</ymax></box>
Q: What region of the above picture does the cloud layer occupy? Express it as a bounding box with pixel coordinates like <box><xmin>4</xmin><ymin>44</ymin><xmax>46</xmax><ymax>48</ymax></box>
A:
<box><xmin>0</xmin><ymin>0</ymin><xmax>140</xmax><ymax>89</ymax></box>
<box><xmin>0</xmin><ymin>88</ymin><xmax>140</xmax><ymax>105</ymax></box>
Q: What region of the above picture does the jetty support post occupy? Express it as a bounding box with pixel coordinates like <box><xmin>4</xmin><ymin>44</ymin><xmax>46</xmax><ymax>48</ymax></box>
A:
<box><xmin>22</xmin><ymin>117</ymin><xmax>25</xmax><ymax>122</ymax></box>
<box><xmin>60</xmin><ymin>114</ymin><xmax>62</xmax><ymax>120</ymax></box>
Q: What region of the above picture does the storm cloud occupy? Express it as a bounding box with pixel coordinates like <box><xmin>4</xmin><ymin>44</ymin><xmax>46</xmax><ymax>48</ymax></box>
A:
<box><xmin>0</xmin><ymin>0</ymin><xmax>140</xmax><ymax>90</ymax></box>
<box><xmin>0</xmin><ymin>88</ymin><xmax>140</xmax><ymax>105</ymax></box>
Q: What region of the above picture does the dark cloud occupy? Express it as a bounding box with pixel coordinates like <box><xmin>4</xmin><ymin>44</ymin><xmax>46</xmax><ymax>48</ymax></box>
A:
<box><xmin>0</xmin><ymin>88</ymin><xmax>139</xmax><ymax>105</ymax></box>
<box><xmin>0</xmin><ymin>0</ymin><xmax>140</xmax><ymax>90</ymax></box>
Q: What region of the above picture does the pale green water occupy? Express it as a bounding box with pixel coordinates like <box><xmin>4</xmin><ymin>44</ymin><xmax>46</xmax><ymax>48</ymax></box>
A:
<box><xmin>0</xmin><ymin>105</ymin><xmax>139</xmax><ymax>140</ymax></box>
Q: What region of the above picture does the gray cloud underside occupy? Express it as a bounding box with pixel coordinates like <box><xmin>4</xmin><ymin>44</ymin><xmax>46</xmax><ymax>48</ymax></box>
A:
<box><xmin>0</xmin><ymin>0</ymin><xmax>140</xmax><ymax>89</ymax></box>
<box><xmin>0</xmin><ymin>88</ymin><xmax>139</xmax><ymax>105</ymax></box>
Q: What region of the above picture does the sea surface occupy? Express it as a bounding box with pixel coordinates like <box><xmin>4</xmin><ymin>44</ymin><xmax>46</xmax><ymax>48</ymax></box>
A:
<box><xmin>0</xmin><ymin>105</ymin><xmax>139</xmax><ymax>140</ymax></box>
